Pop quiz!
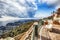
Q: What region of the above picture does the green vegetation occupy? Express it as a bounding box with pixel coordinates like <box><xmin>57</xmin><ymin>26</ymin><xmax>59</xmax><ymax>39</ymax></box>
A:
<box><xmin>3</xmin><ymin>21</ymin><xmax>34</xmax><ymax>37</ymax></box>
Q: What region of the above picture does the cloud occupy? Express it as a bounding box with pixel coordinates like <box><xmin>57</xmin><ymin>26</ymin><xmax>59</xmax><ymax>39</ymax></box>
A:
<box><xmin>34</xmin><ymin>11</ymin><xmax>51</xmax><ymax>18</ymax></box>
<box><xmin>0</xmin><ymin>15</ymin><xmax>39</xmax><ymax>22</ymax></box>
<box><xmin>39</xmin><ymin>0</ymin><xmax>57</xmax><ymax>5</ymax></box>
<box><xmin>0</xmin><ymin>0</ymin><xmax>37</xmax><ymax>18</ymax></box>
<box><xmin>39</xmin><ymin>0</ymin><xmax>60</xmax><ymax>9</ymax></box>
<box><xmin>0</xmin><ymin>15</ymin><xmax>39</xmax><ymax>26</ymax></box>
<box><xmin>0</xmin><ymin>0</ymin><xmax>38</xmax><ymax>26</ymax></box>
<box><xmin>0</xmin><ymin>15</ymin><xmax>20</xmax><ymax>26</ymax></box>
<box><xmin>33</xmin><ymin>0</ymin><xmax>60</xmax><ymax>18</ymax></box>
<box><xmin>56</xmin><ymin>5</ymin><xmax>60</xmax><ymax>9</ymax></box>
<box><xmin>0</xmin><ymin>16</ymin><xmax>20</xmax><ymax>21</ymax></box>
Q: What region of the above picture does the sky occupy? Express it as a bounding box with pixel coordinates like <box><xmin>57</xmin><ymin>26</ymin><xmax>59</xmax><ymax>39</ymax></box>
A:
<box><xmin>0</xmin><ymin>0</ymin><xmax>60</xmax><ymax>21</ymax></box>
<box><xmin>34</xmin><ymin>0</ymin><xmax>59</xmax><ymax>18</ymax></box>
<box><xmin>0</xmin><ymin>0</ymin><xmax>60</xmax><ymax>26</ymax></box>
<box><xmin>0</xmin><ymin>0</ymin><xmax>60</xmax><ymax>18</ymax></box>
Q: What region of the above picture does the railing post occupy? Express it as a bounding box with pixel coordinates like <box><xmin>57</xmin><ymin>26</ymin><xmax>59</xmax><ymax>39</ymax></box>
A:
<box><xmin>38</xmin><ymin>19</ymin><xmax>44</xmax><ymax>32</ymax></box>
<box><xmin>31</xmin><ymin>25</ymin><xmax>35</xmax><ymax>40</ymax></box>
<box><xmin>31</xmin><ymin>22</ymin><xmax>38</xmax><ymax>40</ymax></box>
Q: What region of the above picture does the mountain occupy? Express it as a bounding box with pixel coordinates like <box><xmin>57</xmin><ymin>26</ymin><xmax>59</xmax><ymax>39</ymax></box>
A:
<box><xmin>6</xmin><ymin>19</ymin><xmax>39</xmax><ymax>27</ymax></box>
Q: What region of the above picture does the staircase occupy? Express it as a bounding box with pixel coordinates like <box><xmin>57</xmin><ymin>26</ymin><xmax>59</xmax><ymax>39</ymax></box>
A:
<box><xmin>40</xmin><ymin>24</ymin><xmax>60</xmax><ymax>40</ymax></box>
<box><xmin>49</xmin><ymin>25</ymin><xmax>60</xmax><ymax>40</ymax></box>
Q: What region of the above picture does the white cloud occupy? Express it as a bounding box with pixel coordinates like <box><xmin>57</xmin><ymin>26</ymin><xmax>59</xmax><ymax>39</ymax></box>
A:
<box><xmin>56</xmin><ymin>5</ymin><xmax>60</xmax><ymax>9</ymax></box>
<box><xmin>38</xmin><ymin>0</ymin><xmax>60</xmax><ymax>11</ymax></box>
<box><xmin>34</xmin><ymin>10</ymin><xmax>51</xmax><ymax>18</ymax></box>
<box><xmin>0</xmin><ymin>16</ymin><xmax>20</xmax><ymax>21</ymax></box>
<box><xmin>39</xmin><ymin>0</ymin><xmax>58</xmax><ymax>5</ymax></box>
<box><xmin>0</xmin><ymin>15</ymin><xmax>20</xmax><ymax>26</ymax></box>
<box><xmin>34</xmin><ymin>13</ymin><xmax>50</xmax><ymax>18</ymax></box>
<box><xmin>0</xmin><ymin>0</ymin><xmax>37</xmax><ymax>18</ymax></box>
<box><xmin>0</xmin><ymin>0</ymin><xmax>27</xmax><ymax>14</ymax></box>
<box><xmin>34</xmin><ymin>13</ymin><xmax>45</xmax><ymax>18</ymax></box>
<box><xmin>0</xmin><ymin>16</ymin><xmax>39</xmax><ymax>22</ymax></box>
<box><xmin>0</xmin><ymin>0</ymin><xmax>39</xmax><ymax>26</ymax></box>
<box><xmin>0</xmin><ymin>15</ymin><xmax>39</xmax><ymax>26</ymax></box>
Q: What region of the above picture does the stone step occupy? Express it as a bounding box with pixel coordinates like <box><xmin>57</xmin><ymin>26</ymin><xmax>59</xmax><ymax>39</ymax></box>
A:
<box><xmin>50</xmin><ymin>28</ymin><xmax>60</xmax><ymax>34</ymax></box>
<box><xmin>41</xmin><ymin>36</ymin><xmax>51</xmax><ymax>40</ymax></box>
<box><xmin>49</xmin><ymin>25</ymin><xmax>60</xmax><ymax>40</ymax></box>
<box><xmin>49</xmin><ymin>31</ymin><xmax>60</xmax><ymax>40</ymax></box>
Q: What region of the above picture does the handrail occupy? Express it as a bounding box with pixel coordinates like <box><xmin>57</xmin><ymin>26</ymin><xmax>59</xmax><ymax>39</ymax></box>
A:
<box><xmin>20</xmin><ymin>25</ymin><xmax>33</xmax><ymax>40</ymax></box>
<box><xmin>14</xmin><ymin>23</ymin><xmax>34</xmax><ymax>40</ymax></box>
<box><xmin>14</xmin><ymin>22</ymin><xmax>39</xmax><ymax>40</ymax></box>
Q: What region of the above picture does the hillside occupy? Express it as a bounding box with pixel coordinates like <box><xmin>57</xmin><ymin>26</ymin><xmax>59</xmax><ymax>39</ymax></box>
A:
<box><xmin>1</xmin><ymin>21</ymin><xmax>34</xmax><ymax>38</ymax></box>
